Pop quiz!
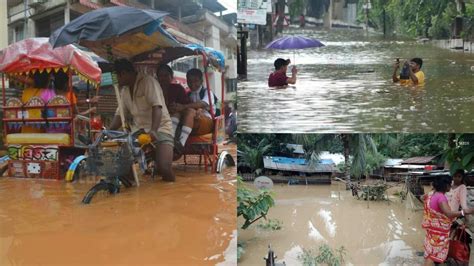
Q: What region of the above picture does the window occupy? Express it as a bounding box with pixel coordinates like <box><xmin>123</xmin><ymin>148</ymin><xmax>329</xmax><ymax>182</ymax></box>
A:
<box><xmin>226</xmin><ymin>78</ymin><xmax>237</xmax><ymax>93</ymax></box>
<box><xmin>36</xmin><ymin>12</ymin><xmax>64</xmax><ymax>37</ymax></box>
<box><xmin>14</xmin><ymin>24</ymin><xmax>24</xmax><ymax>42</ymax></box>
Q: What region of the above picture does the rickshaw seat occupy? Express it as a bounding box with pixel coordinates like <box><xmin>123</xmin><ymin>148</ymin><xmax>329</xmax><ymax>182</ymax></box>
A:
<box><xmin>188</xmin><ymin>133</ymin><xmax>213</xmax><ymax>144</ymax></box>
<box><xmin>6</xmin><ymin>133</ymin><xmax>70</xmax><ymax>145</ymax></box>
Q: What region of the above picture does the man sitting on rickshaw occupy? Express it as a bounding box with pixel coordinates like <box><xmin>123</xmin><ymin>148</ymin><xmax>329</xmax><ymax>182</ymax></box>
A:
<box><xmin>109</xmin><ymin>59</ymin><xmax>175</xmax><ymax>182</ymax></box>
<box><xmin>156</xmin><ymin>64</ymin><xmax>190</xmax><ymax>138</ymax></box>
<box><xmin>170</xmin><ymin>68</ymin><xmax>217</xmax><ymax>150</ymax></box>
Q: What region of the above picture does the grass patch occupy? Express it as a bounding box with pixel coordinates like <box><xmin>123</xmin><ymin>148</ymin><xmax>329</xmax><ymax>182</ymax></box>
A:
<box><xmin>257</xmin><ymin>218</ymin><xmax>283</xmax><ymax>231</ymax></box>
<box><xmin>298</xmin><ymin>244</ymin><xmax>347</xmax><ymax>266</ymax></box>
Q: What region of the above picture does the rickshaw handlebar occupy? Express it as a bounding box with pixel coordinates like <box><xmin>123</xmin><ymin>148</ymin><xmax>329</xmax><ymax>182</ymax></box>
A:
<box><xmin>92</xmin><ymin>129</ymin><xmax>151</xmax><ymax>147</ymax></box>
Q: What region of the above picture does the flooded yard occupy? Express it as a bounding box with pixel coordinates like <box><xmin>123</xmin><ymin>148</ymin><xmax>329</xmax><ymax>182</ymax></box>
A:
<box><xmin>0</xmin><ymin>158</ymin><xmax>236</xmax><ymax>265</ymax></box>
<box><xmin>238</xmin><ymin>29</ymin><xmax>474</xmax><ymax>133</ymax></box>
<box><xmin>238</xmin><ymin>182</ymin><xmax>425</xmax><ymax>265</ymax></box>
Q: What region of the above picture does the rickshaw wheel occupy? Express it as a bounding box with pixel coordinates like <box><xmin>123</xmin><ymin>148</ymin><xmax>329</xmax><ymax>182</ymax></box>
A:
<box><xmin>72</xmin><ymin>160</ymin><xmax>88</xmax><ymax>182</ymax></box>
<box><xmin>216</xmin><ymin>151</ymin><xmax>235</xmax><ymax>173</ymax></box>
<box><xmin>118</xmin><ymin>175</ymin><xmax>133</xmax><ymax>188</ymax></box>
<box><xmin>82</xmin><ymin>180</ymin><xmax>119</xmax><ymax>204</ymax></box>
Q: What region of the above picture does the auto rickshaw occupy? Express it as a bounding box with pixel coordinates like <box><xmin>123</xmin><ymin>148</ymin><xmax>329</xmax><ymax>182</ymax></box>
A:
<box><xmin>0</xmin><ymin>37</ymin><xmax>102</xmax><ymax>179</ymax></box>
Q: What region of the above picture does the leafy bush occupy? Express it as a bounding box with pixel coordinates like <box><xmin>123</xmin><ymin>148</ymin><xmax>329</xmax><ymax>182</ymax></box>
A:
<box><xmin>257</xmin><ymin>218</ymin><xmax>283</xmax><ymax>231</ymax></box>
<box><xmin>298</xmin><ymin>244</ymin><xmax>347</xmax><ymax>266</ymax></box>
<box><xmin>237</xmin><ymin>176</ymin><xmax>275</xmax><ymax>229</ymax></box>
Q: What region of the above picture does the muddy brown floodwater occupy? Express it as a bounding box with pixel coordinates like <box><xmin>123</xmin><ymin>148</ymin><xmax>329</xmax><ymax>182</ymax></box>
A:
<box><xmin>238</xmin><ymin>182</ymin><xmax>425</xmax><ymax>265</ymax></box>
<box><xmin>0</xmin><ymin>154</ymin><xmax>236</xmax><ymax>265</ymax></box>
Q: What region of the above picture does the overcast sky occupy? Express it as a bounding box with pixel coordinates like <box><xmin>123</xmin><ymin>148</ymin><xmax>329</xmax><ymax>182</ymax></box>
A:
<box><xmin>218</xmin><ymin>0</ymin><xmax>237</xmax><ymax>14</ymax></box>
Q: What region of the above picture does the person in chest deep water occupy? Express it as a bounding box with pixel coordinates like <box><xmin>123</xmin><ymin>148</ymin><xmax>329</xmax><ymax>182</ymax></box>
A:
<box><xmin>268</xmin><ymin>58</ymin><xmax>297</xmax><ymax>87</ymax></box>
<box><xmin>392</xmin><ymin>57</ymin><xmax>425</xmax><ymax>86</ymax></box>
<box><xmin>109</xmin><ymin>59</ymin><xmax>175</xmax><ymax>182</ymax></box>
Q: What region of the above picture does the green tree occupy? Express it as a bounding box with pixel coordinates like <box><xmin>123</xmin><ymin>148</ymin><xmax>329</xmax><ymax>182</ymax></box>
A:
<box><xmin>444</xmin><ymin>134</ymin><xmax>474</xmax><ymax>174</ymax></box>
<box><xmin>359</xmin><ymin>0</ymin><xmax>460</xmax><ymax>39</ymax></box>
<box><xmin>375</xmin><ymin>134</ymin><xmax>449</xmax><ymax>158</ymax></box>
<box><xmin>462</xmin><ymin>4</ymin><xmax>474</xmax><ymax>40</ymax></box>
<box><xmin>238</xmin><ymin>138</ymin><xmax>272</xmax><ymax>175</ymax></box>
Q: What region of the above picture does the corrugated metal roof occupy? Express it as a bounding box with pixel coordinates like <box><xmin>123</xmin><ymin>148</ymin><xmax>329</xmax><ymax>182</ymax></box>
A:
<box><xmin>401</xmin><ymin>156</ymin><xmax>438</xmax><ymax>165</ymax></box>
<box><xmin>384</xmin><ymin>159</ymin><xmax>404</xmax><ymax>166</ymax></box>
<box><xmin>389</xmin><ymin>165</ymin><xmax>426</xmax><ymax>169</ymax></box>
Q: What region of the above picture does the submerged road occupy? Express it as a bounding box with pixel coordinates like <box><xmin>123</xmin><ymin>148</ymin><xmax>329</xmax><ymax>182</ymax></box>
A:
<box><xmin>238</xmin><ymin>29</ymin><xmax>474</xmax><ymax>133</ymax></box>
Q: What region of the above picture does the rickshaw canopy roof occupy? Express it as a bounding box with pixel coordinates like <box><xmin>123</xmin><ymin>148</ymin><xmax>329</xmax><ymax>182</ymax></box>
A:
<box><xmin>93</xmin><ymin>43</ymin><xmax>227</xmax><ymax>74</ymax></box>
<box><xmin>0</xmin><ymin>38</ymin><xmax>102</xmax><ymax>85</ymax></box>
<box><xmin>49</xmin><ymin>6</ymin><xmax>181</xmax><ymax>60</ymax></box>
<box><xmin>136</xmin><ymin>44</ymin><xmax>225</xmax><ymax>72</ymax></box>
<box><xmin>168</xmin><ymin>44</ymin><xmax>225</xmax><ymax>70</ymax></box>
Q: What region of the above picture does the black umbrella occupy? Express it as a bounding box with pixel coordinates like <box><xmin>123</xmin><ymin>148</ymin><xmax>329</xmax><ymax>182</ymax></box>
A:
<box><xmin>49</xmin><ymin>6</ymin><xmax>180</xmax><ymax>59</ymax></box>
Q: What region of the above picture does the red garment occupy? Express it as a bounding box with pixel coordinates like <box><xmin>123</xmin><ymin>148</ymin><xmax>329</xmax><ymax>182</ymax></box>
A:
<box><xmin>163</xmin><ymin>83</ymin><xmax>190</xmax><ymax>109</ymax></box>
<box><xmin>268</xmin><ymin>71</ymin><xmax>288</xmax><ymax>87</ymax></box>
<box><xmin>422</xmin><ymin>193</ymin><xmax>453</xmax><ymax>263</ymax></box>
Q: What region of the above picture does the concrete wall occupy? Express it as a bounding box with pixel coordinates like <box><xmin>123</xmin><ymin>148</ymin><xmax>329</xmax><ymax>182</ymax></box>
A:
<box><xmin>345</xmin><ymin>3</ymin><xmax>357</xmax><ymax>25</ymax></box>
<box><xmin>303</xmin><ymin>0</ymin><xmax>359</xmax><ymax>28</ymax></box>
<box><xmin>0</xmin><ymin>1</ymin><xmax>8</xmax><ymax>49</ymax></box>
<box><xmin>183</xmin><ymin>10</ymin><xmax>237</xmax><ymax>102</ymax></box>
<box><xmin>432</xmin><ymin>39</ymin><xmax>474</xmax><ymax>53</ymax></box>
<box><xmin>333</xmin><ymin>1</ymin><xmax>358</xmax><ymax>26</ymax></box>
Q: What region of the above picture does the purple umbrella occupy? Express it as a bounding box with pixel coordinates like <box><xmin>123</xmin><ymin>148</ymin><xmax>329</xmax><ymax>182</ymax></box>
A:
<box><xmin>265</xmin><ymin>35</ymin><xmax>325</xmax><ymax>63</ymax></box>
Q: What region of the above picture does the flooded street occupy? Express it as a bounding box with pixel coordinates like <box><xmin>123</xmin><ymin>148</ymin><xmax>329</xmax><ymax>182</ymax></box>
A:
<box><xmin>238</xmin><ymin>29</ymin><xmax>474</xmax><ymax>133</ymax></box>
<box><xmin>0</xmin><ymin>162</ymin><xmax>236</xmax><ymax>265</ymax></box>
<box><xmin>238</xmin><ymin>182</ymin><xmax>425</xmax><ymax>265</ymax></box>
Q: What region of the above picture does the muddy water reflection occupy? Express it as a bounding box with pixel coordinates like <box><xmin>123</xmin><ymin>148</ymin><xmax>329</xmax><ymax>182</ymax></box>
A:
<box><xmin>238</xmin><ymin>29</ymin><xmax>474</xmax><ymax>133</ymax></box>
<box><xmin>0</xmin><ymin>166</ymin><xmax>236</xmax><ymax>265</ymax></box>
<box><xmin>238</xmin><ymin>183</ymin><xmax>424</xmax><ymax>265</ymax></box>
